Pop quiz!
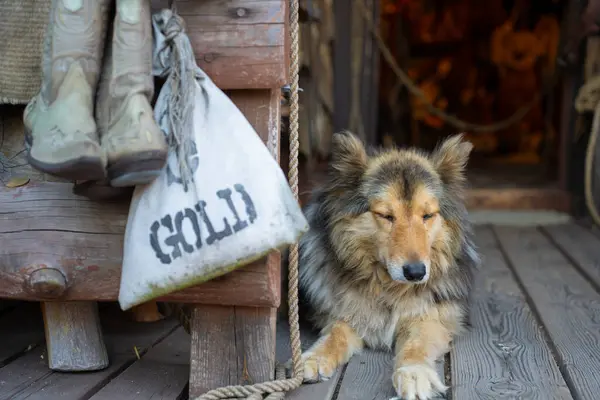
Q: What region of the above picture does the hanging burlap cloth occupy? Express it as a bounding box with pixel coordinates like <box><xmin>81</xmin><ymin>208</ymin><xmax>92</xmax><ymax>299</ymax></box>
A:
<box><xmin>0</xmin><ymin>1</ymin><xmax>50</xmax><ymax>104</ymax></box>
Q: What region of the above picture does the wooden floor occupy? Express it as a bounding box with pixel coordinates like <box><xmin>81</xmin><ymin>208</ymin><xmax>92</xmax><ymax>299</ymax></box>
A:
<box><xmin>2</xmin><ymin>222</ymin><xmax>600</xmax><ymax>399</ymax></box>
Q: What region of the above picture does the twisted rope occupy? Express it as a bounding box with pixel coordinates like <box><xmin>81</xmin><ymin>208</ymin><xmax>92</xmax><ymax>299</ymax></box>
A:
<box><xmin>190</xmin><ymin>0</ymin><xmax>304</xmax><ymax>398</ymax></box>
<box><xmin>575</xmin><ymin>75</ymin><xmax>600</xmax><ymax>228</ymax></box>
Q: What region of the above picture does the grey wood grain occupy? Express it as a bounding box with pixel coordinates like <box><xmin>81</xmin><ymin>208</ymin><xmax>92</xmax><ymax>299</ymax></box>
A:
<box><xmin>542</xmin><ymin>223</ymin><xmax>600</xmax><ymax>290</ymax></box>
<box><xmin>0</xmin><ymin>305</ymin><xmax>178</xmax><ymax>400</ymax></box>
<box><xmin>451</xmin><ymin>226</ymin><xmax>571</xmax><ymax>400</ymax></box>
<box><xmin>277</xmin><ymin>318</ymin><xmax>343</xmax><ymax>400</ymax></box>
<box><xmin>89</xmin><ymin>327</ymin><xmax>190</xmax><ymax>400</ymax></box>
<box><xmin>42</xmin><ymin>301</ymin><xmax>109</xmax><ymax>371</ymax></box>
<box><xmin>189</xmin><ymin>305</ymin><xmax>276</xmax><ymax>397</ymax></box>
<box><xmin>494</xmin><ymin>226</ymin><xmax>600</xmax><ymax>400</ymax></box>
<box><xmin>336</xmin><ymin>350</ymin><xmax>446</xmax><ymax>400</ymax></box>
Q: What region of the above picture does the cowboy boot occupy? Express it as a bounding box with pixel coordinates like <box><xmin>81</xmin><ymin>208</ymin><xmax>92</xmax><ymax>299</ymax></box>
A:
<box><xmin>24</xmin><ymin>0</ymin><xmax>110</xmax><ymax>180</ymax></box>
<box><xmin>95</xmin><ymin>0</ymin><xmax>168</xmax><ymax>188</ymax></box>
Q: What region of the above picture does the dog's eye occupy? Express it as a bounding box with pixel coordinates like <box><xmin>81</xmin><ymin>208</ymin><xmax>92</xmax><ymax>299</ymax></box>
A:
<box><xmin>375</xmin><ymin>212</ymin><xmax>395</xmax><ymax>223</ymax></box>
<box><xmin>423</xmin><ymin>213</ymin><xmax>435</xmax><ymax>221</ymax></box>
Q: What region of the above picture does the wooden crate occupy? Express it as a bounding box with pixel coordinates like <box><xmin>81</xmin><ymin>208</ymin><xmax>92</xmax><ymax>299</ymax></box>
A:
<box><xmin>0</xmin><ymin>0</ymin><xmax>289</xmax><ymax>397</ymax></box>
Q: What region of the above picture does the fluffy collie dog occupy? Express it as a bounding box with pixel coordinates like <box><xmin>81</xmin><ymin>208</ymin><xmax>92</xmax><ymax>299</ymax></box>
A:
<box><xmin>297</xmin><ymin>131</ymin><xmax>479</xmax><ymax>400</ymax></box>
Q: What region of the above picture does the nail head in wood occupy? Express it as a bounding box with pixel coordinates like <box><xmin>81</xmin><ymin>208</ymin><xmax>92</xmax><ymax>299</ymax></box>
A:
<box><xmin>27</xmin><ymin>268</ymin><xmax>67</xmax><ymax>298</ymax></box>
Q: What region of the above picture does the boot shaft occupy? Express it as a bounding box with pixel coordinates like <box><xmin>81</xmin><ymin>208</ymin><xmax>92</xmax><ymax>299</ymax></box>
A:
<box><xmin>95</xmin><ymin>0</ymin><xmax>167</xmax><ymax>187</ymax></box>
<box><xmin>41</xmin><ymin>0</ymin><xmax>111</xmax><ymax>104</ymax></box>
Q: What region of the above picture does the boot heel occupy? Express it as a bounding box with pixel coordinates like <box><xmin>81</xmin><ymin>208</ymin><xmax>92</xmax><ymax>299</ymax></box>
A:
<box><xmin>107</xmin><ymin>151</ymin><xmax>167</xmax><ymax>187</ymax></box>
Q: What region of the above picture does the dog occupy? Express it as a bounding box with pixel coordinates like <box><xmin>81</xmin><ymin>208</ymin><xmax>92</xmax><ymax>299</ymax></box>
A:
<box><xmin>297</xmin><ymin>131</ymin><xmax>479</xmax><ymax>400</ymax></box>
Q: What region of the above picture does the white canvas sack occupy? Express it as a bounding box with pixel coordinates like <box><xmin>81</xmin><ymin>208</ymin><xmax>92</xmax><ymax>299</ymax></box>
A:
<box><xmin>118</xmin><ymin>10</ymin><xmax>309</xmax><ymax>310</ymax></box>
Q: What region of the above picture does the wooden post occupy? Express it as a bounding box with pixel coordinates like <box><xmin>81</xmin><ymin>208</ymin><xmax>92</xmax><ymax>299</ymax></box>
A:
<box><xmin>185</xmin><ymin>87</ymin><xmax>282</xmax><ymax>397</ymax></box>
<box><xmin>42</xmin><ymin>301</ymin><xmax>109</xmax><ymax>371</ymax></box>
<box><xmin>333</xmin><ymin>0</ymin><xmax>353</xmax><ymax>133</ymax></box>
<box><xmin>189</xmin><ymin>305</ymin><xmax>277</xmax><ymax>396</ymax></box>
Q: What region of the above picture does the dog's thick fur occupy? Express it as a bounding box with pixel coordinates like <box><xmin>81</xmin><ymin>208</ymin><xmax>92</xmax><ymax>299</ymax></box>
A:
<box><xmin>297</xmin><ymin>132</ymin><xmax>479</xmax><ymax>400</ymax></box>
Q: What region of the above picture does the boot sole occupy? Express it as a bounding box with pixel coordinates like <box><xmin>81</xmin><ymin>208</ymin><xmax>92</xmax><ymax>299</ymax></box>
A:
<box><xmin>25</xmin><ymin>131</ymin><xmax>106</xmax><ymax>181</ymax></box>
<box><xmin>27</xmin><ymin>153</ymin><xmax>107</xmax><ymax>181</ymax></box>
<box><xmin>107</xmin><ymin>151</ymin><xmax>167</xmax><ymax>187</ymax></box>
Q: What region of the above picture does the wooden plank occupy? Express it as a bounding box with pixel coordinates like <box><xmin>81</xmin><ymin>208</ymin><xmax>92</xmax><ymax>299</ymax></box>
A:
<box><xmin>276</xmin><ymin>319</ymin><xmax>343</xmax><ymax>400</ymax></box>
<box><xmin>0</xmin><ymin>90</ymin><xmax>281</xmax><ymax>308</ymax></box>
<box><xmin>89</xmin><ymin>327</ymin><xmax>190</xmax><ymax>400</ymax></box>
<box><xmin>494</xmin><ymin>226</ymin><xmax>600</xmax><ymax>400</ymax></box>
<box><xmin>466</xmin><ymin>188</ymin><xmax>570</xmax><ymax>211</ymax></box>
<box><xmin>0</xmin><ymin>305</ymin><xmax>178</xmax><ymax>400</ymax></box>
<box><xmin>333</xmin><ymin>0</ymin><xmax>352</xmax><ymax>132</ymax></box>
<box><xmin>451</xmin><ymin>227</ymin><xmax>571</xmax><ymax>399</ymax></box>
<box><xmin>335</xmin><ymin>351</ymin><xmax>445</xmax><ymax>400</ymax></box>
<box><xmin>0</xmin><ymin>303</ymin><xmax>44</xmax><ymax>367</ymax></box>
<box><xmin>359</xmin><ymin>0</ymin><xmax>380</xmax><ymax>147</ymax></box>
<box><xmin>172</xmin><ymin>0</ymin><xmax>288</xmax><ymax>90</ymax></box>
<box><xmin>542</xmin><ymin>223</ymin><xmax>600</xmax><ymax>290</ymax></box>
<box><xmin>189</xmin><ymin>305</ymin><xmax>276</xmax><ymax>397</ymax></box>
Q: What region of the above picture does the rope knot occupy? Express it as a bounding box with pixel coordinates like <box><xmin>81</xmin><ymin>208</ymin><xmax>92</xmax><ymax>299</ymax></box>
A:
<box><xmin>153</xmin><ymin>9</ymin><xmax>186</xmax><ymax>43</ymax></box>
<box><xmin>164</xmin><ymin>14</ymin><xmax>186</xmax><ymax>42</ymax></box>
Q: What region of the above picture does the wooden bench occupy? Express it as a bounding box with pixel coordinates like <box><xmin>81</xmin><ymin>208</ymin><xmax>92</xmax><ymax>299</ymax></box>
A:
<box><xmin>0</xmin><ymin>0</ymin><xmax>288</xmax><ymax>396</ymax></box>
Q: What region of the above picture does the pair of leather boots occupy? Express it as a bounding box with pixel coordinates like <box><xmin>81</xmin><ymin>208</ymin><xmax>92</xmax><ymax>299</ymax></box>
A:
<box><xmin>24</xmin><ymin>0</ymin><xmax>167</xmax><ymax>191</ymax></box>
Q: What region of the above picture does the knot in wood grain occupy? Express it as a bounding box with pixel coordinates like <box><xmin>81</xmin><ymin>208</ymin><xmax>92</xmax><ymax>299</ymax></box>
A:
<box><xmin>236</xmin><ymin>8</ymin><xmax>247</xmax><ymax>18</ymax></box>
<box><xmin>27</xmin><ymin>268</ymin><xmax>68</xmax><ymax>298</ymax></box>
<box><xmin>203</xmin><ymin>53</ymin><xmax>217</xmax><ymax>63</ymax></box>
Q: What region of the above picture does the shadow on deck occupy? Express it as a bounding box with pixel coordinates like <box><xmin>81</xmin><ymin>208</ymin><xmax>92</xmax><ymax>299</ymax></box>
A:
<box><xmin>1</xmin><ymin>221</ymin><xmax>600</xmax><ymax>399</ymax></box>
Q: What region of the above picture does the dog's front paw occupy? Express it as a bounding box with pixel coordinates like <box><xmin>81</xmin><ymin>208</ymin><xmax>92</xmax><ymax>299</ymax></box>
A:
<box><xmin>392</xmin><ymin>364</ymin><xmax>447</xmax><ymax>400</ymax></box>
<box><xmin>301</xmin><ymin>351</ymin><xmax>338</xmax><ymax>383</ymax></box>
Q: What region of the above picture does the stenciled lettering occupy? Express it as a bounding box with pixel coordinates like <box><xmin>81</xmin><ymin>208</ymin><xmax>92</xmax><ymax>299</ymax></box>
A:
<box><xmin>148</xmin><ymin>184</ymin><xmax>260</xmax><ymax>264</ymax></box>
<box><xmin>195</xmin><ymin>200</ymin><xmax>233</xmax><ymax>245</ymax></box>
<box><xmin>234</xmin><ymin>183</ymin><xmax>257</xmax><ymax>224</ymax></box>
<box><xmin>217</xmin><ymin>188</ymin><xmax>248</xmax><ymax>233</ymax></box>
<box><xmin>150</xmin><ymin>220</ymin><xmax>172</xmax><ymax>264</ymax></box>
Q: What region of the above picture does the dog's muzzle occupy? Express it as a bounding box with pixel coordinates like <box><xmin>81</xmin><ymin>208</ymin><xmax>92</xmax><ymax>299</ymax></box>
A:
<box><xmin>387</xmin><ymin>261</ymin><xmax>429</xmax><ymax>283</ymax></box>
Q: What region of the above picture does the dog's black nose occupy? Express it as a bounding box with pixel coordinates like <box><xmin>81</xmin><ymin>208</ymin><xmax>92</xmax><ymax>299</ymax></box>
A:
<box><xmin>402</xmin><ymin>262</ymin><xmax>427</xmax><ymax>281</ymax></box>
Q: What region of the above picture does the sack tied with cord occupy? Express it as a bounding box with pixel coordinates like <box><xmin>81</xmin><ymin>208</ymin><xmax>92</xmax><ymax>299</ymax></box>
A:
<box><xmin>118</xmin><ymin>9</ymin><xmax>309</xmax><ymax>311</ymax></box>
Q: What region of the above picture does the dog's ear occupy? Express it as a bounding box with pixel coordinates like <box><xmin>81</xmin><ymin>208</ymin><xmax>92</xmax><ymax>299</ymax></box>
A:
<box><xmin>430</xmin><ymin>134</ymin><xmax>473</xmax><ymax>186</ymax></box>
<box><xmin>330</xmin><ymin>131</ymin><xmax>368</xmax><ymax>178</ymax></box>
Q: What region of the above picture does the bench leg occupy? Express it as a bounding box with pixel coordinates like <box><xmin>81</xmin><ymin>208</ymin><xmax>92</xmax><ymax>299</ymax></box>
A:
<box><xmin>189</xmin><ymin>305</ymin><xmax>276</xmax><ymax>397</ymax></box>
<box><xmin>42</xmin><ymin>301</ymin><xmax>109</xmax><ymax>371</ymax></box>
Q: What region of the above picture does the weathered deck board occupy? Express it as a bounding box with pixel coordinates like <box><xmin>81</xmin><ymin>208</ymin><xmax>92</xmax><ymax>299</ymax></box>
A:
<box><xmin>89</xmin><ymin>327</ymin><xmax>190</xmax><ymax>400</ymax></box>
<box><xmin>451</xmin><ymin>226</ymin><xmax>571</xmax><ymax>399</ymax></box>
<box><xmin>276</xmin><ymin>319</ymin><xmax>344</xmax><ymax>400</ymax></box>
<box><xmin>0</xmin><ymin>306</ymin><xmax>178</xmax><ymax>400</ymax></box>
<box><xmin>336</xmin><ymin>350</ymin><xmax>396</xmax><ymax>400</ymax></box>
<box><xmin>542</xmin><ymin>223</ymin><xmax>600</xmax><ymax>290</ymax></box>
<box><xmin>334</xmin><ymin>351</ymin><xmax>446</xmax><ymax>400</ymax></box>
<box><xmin>494</xmin><ymin>226</ymin><xmax>600</xmax><ymax>400</ymax></box>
